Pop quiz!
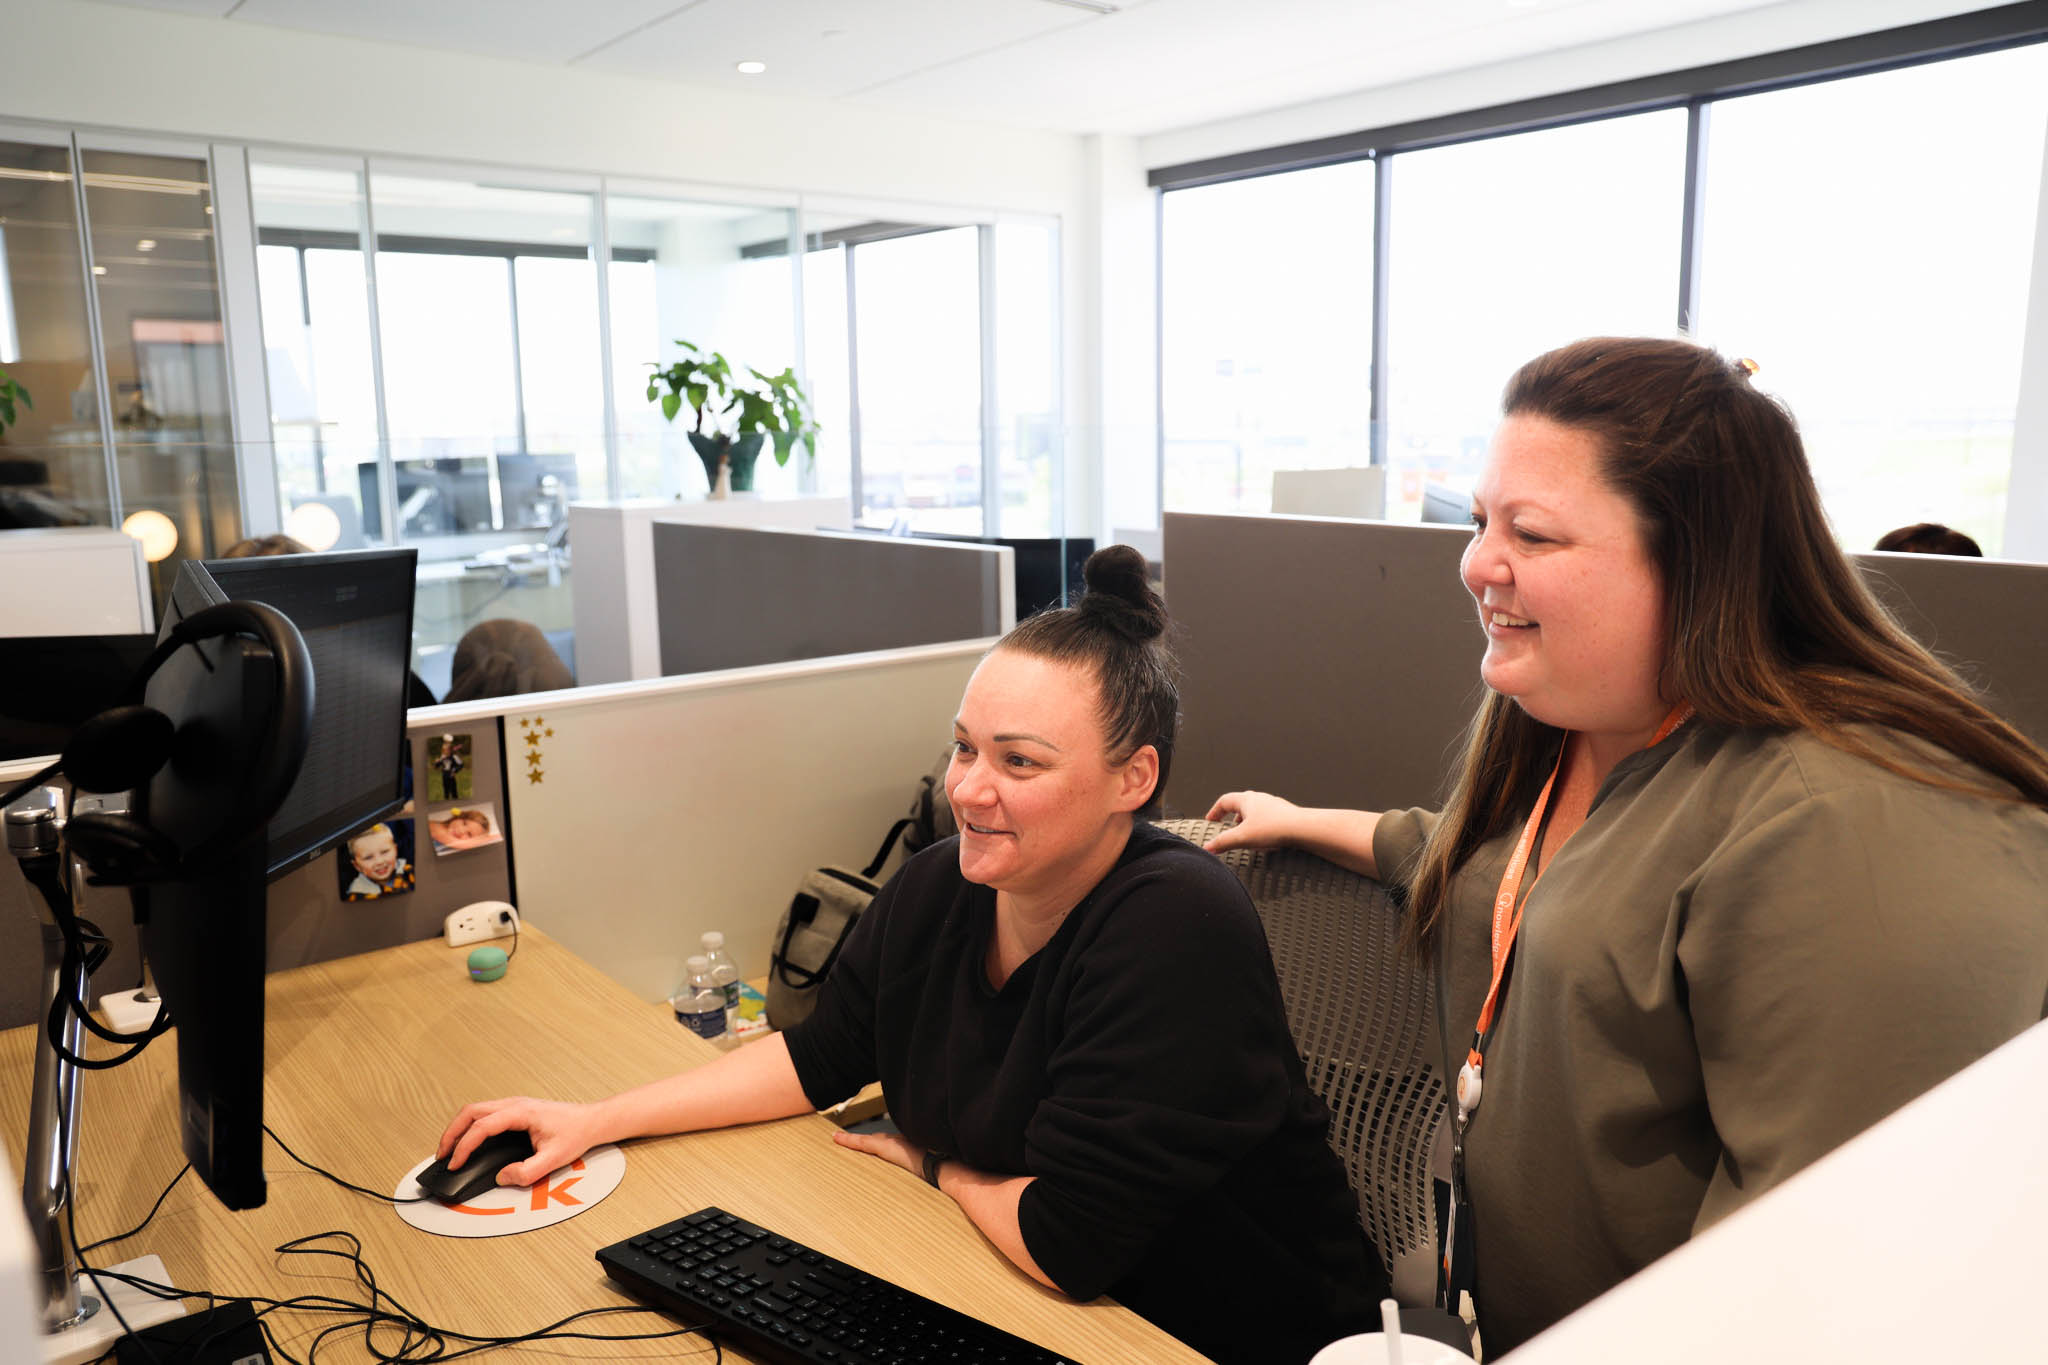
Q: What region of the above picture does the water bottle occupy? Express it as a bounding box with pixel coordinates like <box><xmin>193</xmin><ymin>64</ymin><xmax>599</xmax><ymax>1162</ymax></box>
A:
<box><xmin>675</xmin><ymin>954</ymin><xmax>727</xmax><ymax>1044</ymax></box>
<box><xmin>701</xmin><ymin>931</ymin><xmax>741</xmax><ymax>1015</ymax></box>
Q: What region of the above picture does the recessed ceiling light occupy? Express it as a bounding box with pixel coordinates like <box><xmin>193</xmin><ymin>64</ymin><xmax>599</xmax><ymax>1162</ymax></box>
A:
<box><xmin>137</xmin><ymin>238</ymin><xmax>156</xmax><ymax>251</ymax></box>
<box><xmin>736</xmin><ymin>60</ymin><xmax>766</xmax><ymax>75</ymax></box>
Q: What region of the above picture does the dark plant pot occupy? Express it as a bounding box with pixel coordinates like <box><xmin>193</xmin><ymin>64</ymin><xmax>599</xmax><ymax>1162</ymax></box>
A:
<box><xmin>685</xmin><ymin>431</ymin><xmax>767</xmax><ymax>495</ymax></box>
<box><xmin>726</xmin><ymin>433</ymin><xmax>766</xmax><ymax>492</ymax></box>
<box><xmin>686</xmin><ymin>431</ymin><xmax>727</xmax><ymax>494</ymax></box>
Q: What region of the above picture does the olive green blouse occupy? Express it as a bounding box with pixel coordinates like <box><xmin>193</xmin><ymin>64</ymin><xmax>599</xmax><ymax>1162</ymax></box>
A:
<box><xmin>1374</xmin><ymin>722</ymin><xmax>2048</xmax><ymax>1355</ymax></box>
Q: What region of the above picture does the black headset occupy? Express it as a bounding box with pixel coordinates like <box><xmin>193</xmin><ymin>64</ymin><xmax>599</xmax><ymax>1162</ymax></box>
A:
<box><xmin>40</xmin><ymin>600</ymin><xmax>314</xmax><ymax>885</ymax></box>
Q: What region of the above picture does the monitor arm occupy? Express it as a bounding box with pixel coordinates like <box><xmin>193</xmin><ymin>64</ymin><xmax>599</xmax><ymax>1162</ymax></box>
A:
<box><xmin>5</xmin><ymin>787</ymin><xmax>101</xmax><ymax>1336</ymax></box>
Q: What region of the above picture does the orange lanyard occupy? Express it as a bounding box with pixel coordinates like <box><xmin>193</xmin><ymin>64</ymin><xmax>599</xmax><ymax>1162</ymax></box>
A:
<box><xmin>1454</xmin><ymin>702</ymin><xmax>1694</xmax><ymax>1124</ymax></box>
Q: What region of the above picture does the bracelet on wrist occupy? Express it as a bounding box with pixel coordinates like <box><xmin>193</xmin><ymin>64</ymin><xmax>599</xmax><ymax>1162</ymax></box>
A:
<box><xmin>921</xmin><ymin>1149</ymin><xmax>949</xmax><ymax>1189</ymax></box>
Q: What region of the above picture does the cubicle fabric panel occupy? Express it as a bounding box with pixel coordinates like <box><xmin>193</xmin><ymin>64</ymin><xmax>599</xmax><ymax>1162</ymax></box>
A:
<box><xmin>1165</xmin><ymin>513</ymin><xmax>2048</xmax><ymax>820</ymax></box>
<box><xmin>1165</xmin><ymin>513</ymin><xmax>1483</xmax><ymax>817</ymax></box>
<box><xmin>651</xmin><ymin>524</ymin><xmax>1011</xmax><ymax>676</ymax></box>
<box><xmin>266</xmin><ymin>719</ymin><xmax>515</xmax><ymax>970</ymax></box>
<box><xmin>0</xmin><ymin>720</ymin><xmax>515</xmax><ymax>1028</ymax></box>
<box><xmin>1853</xmin><ymin>550</ymin><xmax>2048</xmax><ymax>749</ymax></box>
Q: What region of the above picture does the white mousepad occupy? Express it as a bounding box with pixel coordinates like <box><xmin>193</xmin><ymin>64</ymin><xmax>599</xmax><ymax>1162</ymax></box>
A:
<box><xmin>394</xmin><ymin>1143</ymin><xmax>625</xmax><ymax>1238</ymax></box>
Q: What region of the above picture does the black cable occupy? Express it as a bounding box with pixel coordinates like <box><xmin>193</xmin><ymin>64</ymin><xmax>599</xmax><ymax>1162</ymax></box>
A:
<box><xmin>79</xmin><ymin>1247</ymin><xmax>723</xmax><ymax>1363</ymax></box>
<box><xmin>262</xmin><ymin>1125</ymin><xmax>431</xmax><ymax>1205</ymax></box>
<box><xmin>78</xmin><ymin>1162</ymin><xmax>189</xmax><ymax>1255</ymax></box>
<box><xmin>57</xmin><ymin>1094</ymin><xmax>163</xmax><ymax>1365</ymax></box>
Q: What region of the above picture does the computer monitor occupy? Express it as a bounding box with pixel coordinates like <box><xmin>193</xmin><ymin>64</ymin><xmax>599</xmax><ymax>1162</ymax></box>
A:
<box><xmin>0</xmin><ymin>634</ymin><xmax>155</xmax><ymax>762</ymax></box>
<box><xmin>910</xmin><ymin>534</ymin><xmax>1094</xmax><ymax>618</ymax></box>
<box><xmin>136</xmin><ymin>548</ymin><xmax>416</xmax><ymax>1208</ymax></box>
<box><xmin>1420</xmin><ymin>483</ymin><xmax>1473</xmax><ymax>526</ymax></box>
<box><xmin>184</xmin><ymin>547</ymin><xmax>418</xmax><ymax>877</ymax></box>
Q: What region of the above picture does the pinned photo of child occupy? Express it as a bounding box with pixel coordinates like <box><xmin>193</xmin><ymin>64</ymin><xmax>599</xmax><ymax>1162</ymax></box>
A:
<box><xmin>428</xmin><ymin>732</ymin><xmax>471</xmax><ymax>801</ymax></box>
<box><xmin>338</xmin><ymin>820</ymin><xmax>416</xmax><ymax>900</ymax></box>
<box><xmin>427</xmin><ymin>801</ymin><xmax>502</xmax><ymax>856</ymax></box>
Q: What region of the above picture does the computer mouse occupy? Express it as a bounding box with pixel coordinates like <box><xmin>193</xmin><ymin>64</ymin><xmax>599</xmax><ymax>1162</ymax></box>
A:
<box><xmin>415</xmin><ymin>1129</ymin><xmax>536</xmax><ymax>1204</ymax></box>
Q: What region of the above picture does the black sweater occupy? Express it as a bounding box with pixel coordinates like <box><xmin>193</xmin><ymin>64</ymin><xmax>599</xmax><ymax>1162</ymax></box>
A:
<box><xmin>784</xmin><ymin>823</ymin><xmax>1386</xmax><ymax>1364</ymax></box>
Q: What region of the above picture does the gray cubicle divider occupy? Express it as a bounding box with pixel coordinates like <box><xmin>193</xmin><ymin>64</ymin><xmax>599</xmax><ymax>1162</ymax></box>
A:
<box><xmin>266</xmin><ymin>717</ymin><xmax>516</xmax><ymax>970</ymax></box>
<box><xmin>652</xmin><ymin>524</ymin><xmax>1014</xmax><ymax>676</ymax></box>
<box><xmin>1164</xmin><ymin>512</ymin><xmax>2048</xmax><ymax>820</ymax></box>
<box><xmin>1165</xmin><ymin>514</ymin><xmax>1482</xmax><ymax>817</ymax></box>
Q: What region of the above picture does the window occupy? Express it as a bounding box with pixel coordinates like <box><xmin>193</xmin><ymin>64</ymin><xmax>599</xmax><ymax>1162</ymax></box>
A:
<box><xmin>1383</xmin><ymin>110</ymin><xmax>1686</xmax><ymax>517</ymax></box>
<box><xmin>992</xmin><ymin>220</ymin><xmax>1061</xmax><ymax>537</ymax></box>
<box><xmin>1161</xmin><ymin>162</ymin><xmax>1375</xmax><ymax>515</ymax></box>
<box><xmin>1696</xmin><ymin>43</ymin><xmax>2048</xmax><ymax>554</ymax></box>
<box><xmin>81</xmin><ymin>144</ymin><xmax>240</xmax><ymax>570</ymax></box>
<box><xmin>604</xmin><ymin>193</ymin><xmax>798</xmax><ymax>500</ymax></box>
<box><xmin>0</xmin><ymin>135</ymin><xmax>110</xmax><ymax>527</ymax></box>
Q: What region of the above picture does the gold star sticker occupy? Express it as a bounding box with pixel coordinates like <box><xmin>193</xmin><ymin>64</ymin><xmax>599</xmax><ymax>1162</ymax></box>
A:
<box><xmin>525</xmin><ymin>732</ymin><xmax>542</xmax><ymax>747</ymax></box>
<box><xmin>531</xmin><ymin>716</ymin><xmax>544</xmax><ymax>728</ymax></box>
<box><xmin>518</xmin><ymin>718</ymin><xmax>530</xmax><ymax>729</ymax></box>
<box><xmin>525</xmin><ymin>751</ymin><xmax>543</xmax><ymax>768</ymax></box>
<box><xmin>543</xmin><ymin>727</ymin><xmax>554</xmax><ymax>738</ymax></box>
<box><xmin>527</xmin><ymin>769</ymin><xmax>544</xmax><ymax>784</ymax></box>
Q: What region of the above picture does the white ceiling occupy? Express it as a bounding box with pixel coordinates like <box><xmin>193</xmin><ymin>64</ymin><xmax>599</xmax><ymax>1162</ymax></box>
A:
<box><xmin>86</xmin><ymin>0</ymin><xmax>1946</xmax><ymax>137</ymax></box>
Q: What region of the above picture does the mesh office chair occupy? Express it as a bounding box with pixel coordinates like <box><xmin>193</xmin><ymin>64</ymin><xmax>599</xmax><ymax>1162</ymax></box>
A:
<box><xmin>1158</xmin><ymin>818</ymin><xmax>1448</xmax><ymax>1305</ymax></box>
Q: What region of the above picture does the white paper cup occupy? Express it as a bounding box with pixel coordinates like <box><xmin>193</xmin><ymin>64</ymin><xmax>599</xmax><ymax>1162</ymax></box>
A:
<box><xmin>1309</xmin><ymin>1333</ymin><xmax>1475</xmax><ymax>1365</ymax></box>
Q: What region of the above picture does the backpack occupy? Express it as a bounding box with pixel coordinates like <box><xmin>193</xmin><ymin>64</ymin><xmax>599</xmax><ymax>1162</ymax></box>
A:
<box><xmin>765</xmin><ymin>749</ymin><xmax>956</xmax><ymax>1031</ymax></box>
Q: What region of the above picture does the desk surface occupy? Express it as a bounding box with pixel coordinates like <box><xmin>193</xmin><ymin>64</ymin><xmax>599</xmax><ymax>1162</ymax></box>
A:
<box><xmin>1</xmin><ymin>930</ymin><xmax>1207</xmax><ymax>1363</ymax></box>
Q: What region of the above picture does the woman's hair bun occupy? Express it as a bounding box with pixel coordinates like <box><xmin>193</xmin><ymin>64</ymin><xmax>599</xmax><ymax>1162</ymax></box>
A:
<box><xmin>1078</xmin><ymin>543</ymin><xmax>1166</xmax><ymax>641</ymax></box>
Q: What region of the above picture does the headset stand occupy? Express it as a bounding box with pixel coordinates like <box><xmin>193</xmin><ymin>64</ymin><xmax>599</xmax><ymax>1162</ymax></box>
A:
<box><xmin>6</xmin><ymin>790</ymin><xmax>185</xmax><ymax>1365</ymax></box>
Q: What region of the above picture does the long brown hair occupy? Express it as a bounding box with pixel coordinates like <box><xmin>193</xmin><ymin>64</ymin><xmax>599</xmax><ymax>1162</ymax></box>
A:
<box><xmin>1404</xmin><ymin>337</ymin><xmax>2048</xmax><ymax>956</ymax></box>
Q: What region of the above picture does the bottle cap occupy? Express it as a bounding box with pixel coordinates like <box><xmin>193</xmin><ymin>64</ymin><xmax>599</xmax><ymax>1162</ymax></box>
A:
<box><xmin>686</xmin><ymin>954</ymin><xmax>710</xmax><ymax>971</ymax></box>
<box><xmin>702</xmin><ymin>931</ymin><xmax>725</xmax><ymax>948</ymax></box>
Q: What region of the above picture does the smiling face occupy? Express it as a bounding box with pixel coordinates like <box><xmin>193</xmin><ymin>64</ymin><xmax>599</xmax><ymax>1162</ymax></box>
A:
<box><xmin>947</xmin><ymin>649</ymin><xmax>1157</xmax><ymax>912</ymax></box>
<box><xmin>444</xmin><ymin>814</ymin><xmax>487</xmax><ymax>840</ymax></box>
<box><xmin>350</xmin><ymin>827</ymin><xmax>399</xmax><ymax>882</ymax></box>
<box><xmin>1461</xmin><ymin>414</ymin><xmax>1670</xmax><ymax>751</ymax></box>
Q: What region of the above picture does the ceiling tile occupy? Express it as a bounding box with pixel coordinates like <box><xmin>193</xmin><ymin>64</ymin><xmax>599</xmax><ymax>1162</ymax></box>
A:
<box><xmin>226</xmin><ymin>0</ymin><xmax>691</xmax><ymax>67</ymax></box>
<box><xmin>575</xmin><ymin>0</ymin><xmax>1099</xmax><ymax>100</ymax></box>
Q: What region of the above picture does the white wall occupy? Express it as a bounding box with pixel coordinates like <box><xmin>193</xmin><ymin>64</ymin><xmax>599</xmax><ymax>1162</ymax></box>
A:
<box><xmin>2008</xmin><ymin>111</ymin><xmax>2048</xmax><ymax>562</ymax></box>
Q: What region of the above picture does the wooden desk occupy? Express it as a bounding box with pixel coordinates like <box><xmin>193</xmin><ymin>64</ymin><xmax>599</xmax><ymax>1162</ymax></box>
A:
<box><xmin>1</xmin><ymin>929</ymin><xmax>1207</xmax><ymax>1363</ymax></box>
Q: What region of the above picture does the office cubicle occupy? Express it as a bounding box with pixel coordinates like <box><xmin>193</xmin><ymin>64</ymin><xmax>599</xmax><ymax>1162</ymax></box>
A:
<box><xmin>652</xmin><ymin>523</ymin><xmax>1012</xmax><ymax>675</ymax></box>
<box><xmin>1163</xmin><ymin>512</ymin><xmax>2048</xmax><ymax>818</ymax></box>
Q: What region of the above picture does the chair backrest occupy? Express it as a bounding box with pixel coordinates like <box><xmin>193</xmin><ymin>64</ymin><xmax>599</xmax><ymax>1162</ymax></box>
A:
<box><xmin>1158</xmin><ymin>818</ymin><xmax>1447</xmax><ymax>1305</ymax></box>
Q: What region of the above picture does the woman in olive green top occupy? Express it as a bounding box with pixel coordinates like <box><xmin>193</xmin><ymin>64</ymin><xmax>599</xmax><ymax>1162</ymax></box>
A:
<box><xmin>1209</xmin><ymin>337</ymin><xmax>2048</xmax><ymax>1355</ymax></box>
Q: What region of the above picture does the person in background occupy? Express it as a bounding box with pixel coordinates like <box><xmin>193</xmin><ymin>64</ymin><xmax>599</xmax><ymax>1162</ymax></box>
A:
<box><xmin>1208</xmin><ymin>337</ymin><xmax>2048</xmax><ymax>1355</ymax></box>
<box><xmin>443</xmin><ymin>619</ymin><xmax>574</xmax><ymax>702</ymax></box>
<box><xmin>1873</xmin><ymin>521</ymin><xmax>1983</xmax><ymax>556</ymax></box>
<box><xmin>437</xmin><ymin>546</ymin><xmax>1386</xmax><ymax>1365</ymax></box>
<box><xmin>220</xmin><ymin>533</ymin><xmax>312</xmax><ymax>557</ymax></box>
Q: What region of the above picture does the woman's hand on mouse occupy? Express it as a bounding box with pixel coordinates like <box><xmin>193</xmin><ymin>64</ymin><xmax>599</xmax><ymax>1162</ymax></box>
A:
<box><xmin>1202</xmin><ymin>791</ymin><xmax>1302</xmax><ymax>853</ymax></box>
<box><xmin>438</xmin><ymin>1096</ymin><xmax>606</xmax><ymax>1187</ymax></box>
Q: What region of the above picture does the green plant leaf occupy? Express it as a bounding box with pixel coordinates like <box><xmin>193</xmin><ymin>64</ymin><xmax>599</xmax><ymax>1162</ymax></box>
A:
<box><xmin>660</xmin><ymin>392</ymin><xmax>681</xmax><ymax>422</ymax></box>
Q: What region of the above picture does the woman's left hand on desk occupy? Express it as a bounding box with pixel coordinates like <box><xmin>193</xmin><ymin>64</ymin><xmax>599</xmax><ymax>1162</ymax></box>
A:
<box><xmin>831</xmin><ymin>1128</ymin><xmax>926</xmax><ymax>1179</ymax></box>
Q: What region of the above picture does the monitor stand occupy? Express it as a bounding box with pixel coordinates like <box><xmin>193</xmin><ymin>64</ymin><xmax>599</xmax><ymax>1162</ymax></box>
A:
<box><xmin>6</xmin><ymin>793</ymin><xmax>185</xmax><ymax>1364</ymax></box>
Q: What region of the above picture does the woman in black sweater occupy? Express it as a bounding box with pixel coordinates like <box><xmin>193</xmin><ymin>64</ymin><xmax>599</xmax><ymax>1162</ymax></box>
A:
<box><xmin>438</xmin><ymin>546</ymin><xmax>1384</xmax><ymax>1362</ymax></box>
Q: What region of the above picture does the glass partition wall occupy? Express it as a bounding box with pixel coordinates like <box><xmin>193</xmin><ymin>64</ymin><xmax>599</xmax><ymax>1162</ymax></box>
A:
<box><xmin>240</xmin><ymin>157</ymin><xmax>1065</xmax><ymax>691</ymax></box>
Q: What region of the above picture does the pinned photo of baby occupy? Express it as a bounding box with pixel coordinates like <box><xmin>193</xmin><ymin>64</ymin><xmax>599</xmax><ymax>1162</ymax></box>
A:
<box><xmin>338</xmin><ymin>821</ymin><xmax>416</xmax><ymax>900</ymax></box>
<box><xmin>426</xmin><ymin>801</ymin><xmax>502</xmax><ymax>856</ymax></box>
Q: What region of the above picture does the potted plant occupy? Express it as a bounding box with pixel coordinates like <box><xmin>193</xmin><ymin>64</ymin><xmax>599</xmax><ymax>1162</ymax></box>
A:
<box><xmin>0</xmin><ymin>364</ymin><xmax>31</xmax><ymax>441</ymax></box>
<box><xmin>646</xmin><ymin>342</ymin><xmax>820</xmax><ymax>497</ymax></box>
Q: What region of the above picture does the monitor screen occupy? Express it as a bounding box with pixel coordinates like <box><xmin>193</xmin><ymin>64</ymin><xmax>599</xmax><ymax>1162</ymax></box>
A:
<box><xmin>0</xmin><ymin>633</ymin><xmax>155</xmax><ymax>761</ymax></box>
<box><xmin>171</xmin><ymin>548</ymin><xmax>417</xmax><ymax>878</ymax></box>
<box><xmin>908</xmin><ymin>533</ymin><xmax>1094</xmax><ymax>619</ymax></box>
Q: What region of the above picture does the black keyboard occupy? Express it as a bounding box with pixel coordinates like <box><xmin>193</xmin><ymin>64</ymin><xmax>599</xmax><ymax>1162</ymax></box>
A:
<box><xmin>596</xmin><ymin>1205</ymin><xmax>1085</xmax><ymax>1365</ymax></box>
